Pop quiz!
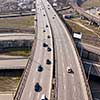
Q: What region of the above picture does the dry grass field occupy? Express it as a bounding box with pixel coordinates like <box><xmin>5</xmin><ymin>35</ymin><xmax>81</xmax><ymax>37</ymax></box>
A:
<box><xmin>81</xmin><ymin>0</ymin><xmax>100</xmax><ymax>9</ymax></box>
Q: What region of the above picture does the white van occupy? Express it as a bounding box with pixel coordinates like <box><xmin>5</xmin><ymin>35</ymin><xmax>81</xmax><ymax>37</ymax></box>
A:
<box><xmin>40</xmin><ymin>94</ymin><xmax>47</xmax><ymax>100</ymax></box>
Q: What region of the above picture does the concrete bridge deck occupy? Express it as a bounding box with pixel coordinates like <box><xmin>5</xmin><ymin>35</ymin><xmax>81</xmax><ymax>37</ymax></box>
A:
<box><xmin>0</xmin><ymin>55</ymin><xmax>28</xmax><ymax>69</ymax></box>
<box><xmin>0</xmin><ymin>33</ymin><xmax>35</xmax><ymax>41</ymax></box>
<box><xmin>83</xmin><ymin>60</ymin><xmax>100</xmax><ymax>77</ymax></box>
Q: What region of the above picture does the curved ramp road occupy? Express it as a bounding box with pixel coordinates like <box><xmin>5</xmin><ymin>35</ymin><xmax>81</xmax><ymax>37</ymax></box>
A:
<box><xmin>42</xmin><ymin>0</ymin><xmax>92</xmax><ymax>100</ymax></box>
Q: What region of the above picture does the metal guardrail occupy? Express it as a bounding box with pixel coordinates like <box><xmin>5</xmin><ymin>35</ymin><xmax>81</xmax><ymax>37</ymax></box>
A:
<box><xmin>13</xmin><ymin>57</ymin><xmax>32</xmax><ymax>100</ymax></box>
<box><xmin>13</xmin><ymin>43</ymin><xmax>36</xmax><ymax>100</ymax></box>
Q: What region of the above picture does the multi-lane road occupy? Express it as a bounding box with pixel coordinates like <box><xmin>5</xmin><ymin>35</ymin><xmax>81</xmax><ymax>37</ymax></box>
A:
<box><xmin>14</xmin><ymin>0</ymin><xmax>53</xmax><ymax>99</ymax></box>
<box><xmin>14</xmin><ymin>0</ymin><xmax>92</xmax><ymax>100</ymax></box>
<box><xmin>42</xmin><ymin>0</ymin><xmax>92</xmax><ymax>100</ymax></box>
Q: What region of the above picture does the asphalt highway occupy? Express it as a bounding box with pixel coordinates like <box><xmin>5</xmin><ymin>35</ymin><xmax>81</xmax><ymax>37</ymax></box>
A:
<box><xmin>14</xmin><ymin>0</ymin><xmax>92</xmax><ymax>100</ymax></box>
<box><xmin>15</xmin><ymin>0</ymin><xmax>53</xmax><ymax>100</ymax></box>
<box><xmin>42</xmin><ymin>0</ymin><xmax>91</xmax><ymax>100</ymax></box>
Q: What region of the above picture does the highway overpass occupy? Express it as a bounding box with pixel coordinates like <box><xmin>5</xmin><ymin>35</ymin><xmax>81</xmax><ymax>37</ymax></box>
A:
<box><xmin>0</xmin><ymin>33</ymin><xmax>35</xmax><ymax>41</ymax></box>
<box><xmin>14</xmin><ymin>0</ymin><xmax>92</xmax><ymax>100</ymax></box>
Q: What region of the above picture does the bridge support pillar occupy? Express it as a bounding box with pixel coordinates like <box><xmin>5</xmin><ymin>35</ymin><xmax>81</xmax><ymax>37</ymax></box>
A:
<box><xmin>80</xmin><ymin>46</ymin><xmax>83</xmax><ymax>57</ymax></box>
<box><xmin>87</xmin><ymin>64</ymin><xmax>92</xmax><ymax>81</ymax></box>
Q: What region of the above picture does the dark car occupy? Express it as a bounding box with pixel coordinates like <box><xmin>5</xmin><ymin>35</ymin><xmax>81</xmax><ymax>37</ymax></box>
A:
<box><xmin>46</xmin><ymin>59</ymin><xmax>51</xmax><ymax>65</ymax></box>
<box><xmin>34</xmin><ymin>83</ymin><xmax>42</xmax><ymax>92</ymax></box>
<box><xmin>35</xmin><ymin>18</ymin><xmax>37</xmax><ymax>21</ymax></box>
<box><xmin>47</xmin><ymin>47</ymin><xmax>51</xmax><ymax>52</ymax></box>
<box><xmin>38</xmin><ymin>65</ymin><xmax>43</xmax><ymax>72</ymax></box>
<box><xmin>47</xmin><ymin>35</ymin><xmax>50</xmax><ymax>38</ymax></box>
<box><xmin>52</xmin><ymin>16</ymin><xmax>55</xmax><ymax>19</ymax></box>
<box><xmin>46</xmin><ymin>25</ymin><xmax>48</xmax><ymax>28</ymax></box>
<box><xmin>43</xmin><ymin>43</ymin><xmax>48</xmax><ymax>47</ymax></box>
<box><xmin>43</xmin><ymin>14</ymin><xmax>45</xmax><ymax>16</ymax></box>
<box><xmin>43</xmin><ymin>29</ymin><xmax>46</xmax><ymax>32</ymax></box>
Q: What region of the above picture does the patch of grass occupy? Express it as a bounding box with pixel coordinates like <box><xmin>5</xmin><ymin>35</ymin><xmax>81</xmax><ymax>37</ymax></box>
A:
<box><xmin>71</xmin><ymin>18</ymin><xmax>100</xmax><ymax>36</ymax></box>
<box><xmin>0</xmin><ymin>77</ymin><xmax>20</xmax><ymax>92</ymax></box>
<box><xmin>0</xmin><ymin>16</ymin><xmax>34</xmax><ymax>29</ymax></box>
<box><xmin>8</xmin><ymin>50</ymin><xmax>30</xmax><ymax>56</ymax></box>
<box><xmin>79</xmin><ymin>19</ymin><xmax>100</xmax><ymax>33</ymax></box>
<box><xmin>66</xmin><ymin>19</ymin><xmax>100</xmax><ymax>46</ymax></box>
<box><xmin>66</xmin><ymin>20</ymin><xmax>94</xmax><ymax>35</ymax></box>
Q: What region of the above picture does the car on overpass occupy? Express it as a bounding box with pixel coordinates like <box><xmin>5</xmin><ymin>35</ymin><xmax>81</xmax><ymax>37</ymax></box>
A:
<box><xmin>43</xmin><ymin>29</ymin><xmax>46</xmax><ymax>32</ymax></box>
<box><xmin>46</xmin><ymin>25</ymin><xmax>48</xmax><ymax>28</ymax></box>
<box><xmin>67</xmin><ymin>67</ymin><xmax>72</xmax><ymax>73</ymax></box>
<box><xmin>37</xmin><ymin>65</ymin><xmax>43</xmax><ymax>72</ymax></box>
<box><xmin>52</xmin><ymin>16</ymin><xmax>55</xmax><ymax>19</ymax></box>
<box><xmin>40</xmin><ymin>94</ymin><xmax>48</xmax><ymax>100</ymax></box>
<box><xmin>34</xmin><ymin>82</ymin><xmax>42</xmax><ymax>92</ymax></box>
<box><xmin>46</xmin><ymin>59</ymin><xmax>51</xmax><ymax>64</ymax></box>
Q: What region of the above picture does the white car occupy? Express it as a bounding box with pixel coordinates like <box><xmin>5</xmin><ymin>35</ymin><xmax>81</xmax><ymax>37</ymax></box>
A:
<box><xmin>67</xmin><ymin>67</ymin><xmax>72</xmax><ymax>73</ymax></box>
<box><xmin>40</xmin><ymin>94</ymin><xmax>47</xmax><ymax>100</ymax></box>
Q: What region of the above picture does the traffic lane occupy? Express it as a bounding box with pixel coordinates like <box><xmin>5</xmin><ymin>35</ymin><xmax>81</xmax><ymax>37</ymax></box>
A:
<box><xmin>20</xmin><ymin>7</ymin><xmax>45</xmax><ymax>100</ymax></box>
<box><xmin>31</xmin><ymin>43</ymin><xmax>49</xmax><ymax>100</ymax></box>
<box><xmin>33</xmin><ymin>3</ymin><xmax>54</xmax><ymax>99</ymax></box>
<box><xmin>20</xmin><ymin>62</ymin><xmax>38</xmax><ymax>100</ymax></box>
<box><xmin>45</xmin><ymin>2</ymin><xmax>88</xmax><ymax>99</ymax></box>
<box><xmin>55</xmin><ymin>23</ymin><xmax>76</xmax><ymax>100</ymax></box>
<box><xmin>57</xmin><ymin>18</ymin><xmax>86</xmax><ymax>99</ymax></box>
<box><xmin>56</xmin><ymin>44</ymin><xmax>67</xmax><ymax>100</ymax></box>
<box><xmin>54</xmin><ymin>15</ymin><xmax>85</xmax><ymax>100</ymax></box>
<box><xmin>20</xmin><ymin>36</ymin><xmax>45</xmax><ymax>100</ymax></box>
<box><xmin>37</xmin><ymin>21</ymin><xmax>53</xmax><ymax>100</ymax></box>
<box><xmin>50</xmin><ymin>17</ymin><xmax>77</xmax><ymax>100</ymax></box>
<box><xmin>48</xmin><ymin>17</ymin><xmax>67</xmax><ymax>100</ymax></box>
